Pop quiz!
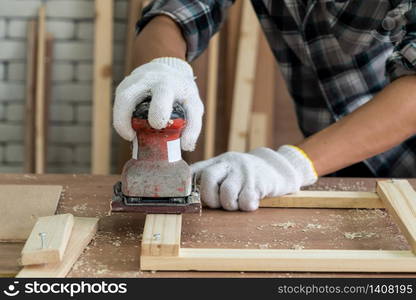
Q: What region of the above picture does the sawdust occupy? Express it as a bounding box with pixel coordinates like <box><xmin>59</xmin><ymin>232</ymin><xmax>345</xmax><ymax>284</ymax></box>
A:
<box><xmin>271</xmin><ymin>221</ymin><xmax>296</xmax><ymax>229</ymax></box>
<box><xmin>291</xmin><ymin>244</ymin><xmax>305</xmax><ymax>250</ymax></box>
<box><xmin>302</xmin><ymin>223</ymin><xmax>323</xmax><ymax>232</ymax></box>
<box><xmin>72</xmin><ymin>203</ymin><xmax>87</xmax><ymax>212</ymax></box>
<box><xmin>344</xmin><ymin>231</ymin><xmax>378</xmax><ymax>240</ymax></box>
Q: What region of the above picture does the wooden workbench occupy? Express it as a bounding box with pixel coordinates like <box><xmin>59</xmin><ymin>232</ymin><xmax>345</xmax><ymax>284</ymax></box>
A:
<box><xmin>1</xmin><ymin>174</ymin><xmax>415</xmax><ymax>277</ymax></box>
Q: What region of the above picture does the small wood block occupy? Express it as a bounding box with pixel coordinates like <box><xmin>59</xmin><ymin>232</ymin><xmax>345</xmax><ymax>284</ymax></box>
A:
<box><xmin>21</xmin><ymin>214</ymin><xmax>74</xmax><ymax>265</ymax></box>
<box><xmin>16</xmin><ymin>217</ymin><xmax>98</xmax><ymax>278</ymax></box>
<box><xmin>260</xmin><ymin>191</ymin><xmax>383</xmax><ymax>209</ymax></box>
<box><xmin>141</xmin><ymin>214</ymin><xmax>182</xmax><ymax>257</ymax></box>
<box><xmin>377</xmin><ymin>180</ymin><xmax>416</xmax><ymax>254</ymax></box>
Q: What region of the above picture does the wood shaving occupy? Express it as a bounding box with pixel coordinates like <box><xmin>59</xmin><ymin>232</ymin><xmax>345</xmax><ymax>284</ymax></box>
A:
<box><xmin>344</xmin><ymin>231</ymin><xmax>377</xmax><ymax>240</ymax></box>
<box><xmin>271</xmin><ymin>221</ymin><xmax>296</xmax><ymax>229</ymax></box>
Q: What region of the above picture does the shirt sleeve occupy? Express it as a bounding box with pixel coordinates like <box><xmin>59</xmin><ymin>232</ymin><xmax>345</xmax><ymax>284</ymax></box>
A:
<box><xmin>386</xmin><ymin>3</ymin><xmax>416</xmax><ymax>81</ymax></box>
<box><xmin>136</xmin><ymin>0</ymin><xmax>235</xmax><ymax>61</ymax></box>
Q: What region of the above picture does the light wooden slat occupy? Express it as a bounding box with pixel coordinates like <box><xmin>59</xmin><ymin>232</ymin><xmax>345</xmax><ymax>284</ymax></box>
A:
<box><xmin>21</xmin><ymin>214</ymin><xmax>74</xmax><ymax>265</ymax></box>
<box><xmin>141</xmin><ymin>249</ymin><xmax>416</xmax><ymax>272</ymax></box>
<box><xmin>377</xmin><ymin>180</ymin><xmax>416</xmax><ymax>254</ymax></box>
<box><xmin>204</xmin><ymin>33</ymin><xmax>220</xmax><ymax>159</ymax></box>
<box><xmin>228</xmin><ymin>1</ymin><xmax>260</xmax><ymax>152</ymax></box>
<box><xmin>92</xmin><ymin>0</ymin><xmax>113</xmax><ymax>174</ymax></box>
<box><xmin>35</xmin><ymin>6</ymin><xmax>46</xmax><ymax>174</ymax></box>
<box><xmin>261</xmin><ymin>191</ymin><xmax>383</xmax><ymax>209</ymax></box>
<box><xmin>0</xmin><ymin>185</ymin><xmax>62</xmax><ymax>240</ymax></box>
<box><xmin>17</xmin><ymin>217</ymin><xmax>98</xmax><ymax>278</ymax></box>
<box><xmin>24</xmin><ymin>20</ymin><xmax>37</xmax><ymax>173</ymax></box>
<box><xmin>248</xmin><ymin>112</ymin><xmax>267</xmax><ymax>150</ymax></box>
<box><xmin>141</xmin><ymin>214</ymin><xmax>182</xmax><ymax>256</ymax></box>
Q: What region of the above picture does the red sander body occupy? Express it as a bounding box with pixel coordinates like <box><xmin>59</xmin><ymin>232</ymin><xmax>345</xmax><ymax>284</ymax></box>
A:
<box><xmin>112</xmin><ymin>99</ymin><xmax>201</xmax><ymax>214</ymax></box>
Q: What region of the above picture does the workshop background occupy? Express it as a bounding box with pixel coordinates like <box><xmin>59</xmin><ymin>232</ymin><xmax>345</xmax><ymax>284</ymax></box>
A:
<box><xmin>0</xmin><ymin>0</ymin><xmax>302</xmax><ymax>174</ymax></box>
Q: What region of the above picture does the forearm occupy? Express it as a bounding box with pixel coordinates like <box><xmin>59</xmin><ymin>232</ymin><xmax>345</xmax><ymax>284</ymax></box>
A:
<box><xmin>298</xmin><ymin>76</ymin><xmax>416</xmax><ymax>176</ymax></box>
<box><xmin>133</xmin><ymin>16</ymin><xmax>187</xmax><ymax>66</ymax></box>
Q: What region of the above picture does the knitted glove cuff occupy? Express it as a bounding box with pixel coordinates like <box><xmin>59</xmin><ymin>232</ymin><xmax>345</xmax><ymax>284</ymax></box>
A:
<box><xmin>151</xmin><ymin>57</ymin><xmax>194</xmax><ymax>78</ymax></box>
<box><xmin>278</xmin><ymin>145</ymin><xmax>318</xmax><ymax>186</ymax></box>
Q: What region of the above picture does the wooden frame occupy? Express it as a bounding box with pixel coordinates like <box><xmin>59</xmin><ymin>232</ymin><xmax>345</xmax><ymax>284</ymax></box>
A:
<box><xmin>140</xmin><ymin>180</ymin><xmax>416</xmax><ymax>272</ymax></box>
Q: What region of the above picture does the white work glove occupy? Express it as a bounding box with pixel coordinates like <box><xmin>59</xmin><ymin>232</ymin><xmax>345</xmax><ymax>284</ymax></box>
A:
<box><xmin>191</xmin><ymin>146</ymin><xmax>318</xmax><ymax>211</ymax></box>
<box><xmin>113</xmin><ymin>57</ymin><xmax>204</xmax><ymax>151</ymax></box>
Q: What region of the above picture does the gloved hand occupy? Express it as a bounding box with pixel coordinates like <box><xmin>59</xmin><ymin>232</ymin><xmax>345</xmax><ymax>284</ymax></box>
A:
<box><xmin>113</xmin><ymin>57</ymin><xmax>204</xmax><ymax>151</ymax></box>
<box><xmin>191</xmin><ymin>146</ymin><xmax>318</xmax><ymax>211</ymax></box>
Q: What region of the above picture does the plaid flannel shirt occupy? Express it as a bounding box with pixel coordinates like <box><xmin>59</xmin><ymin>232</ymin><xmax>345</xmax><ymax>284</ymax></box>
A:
<box><xmin>137</xmin><ymin>0</ymin><xmax>416</xmax><ymax>177</ymax></box>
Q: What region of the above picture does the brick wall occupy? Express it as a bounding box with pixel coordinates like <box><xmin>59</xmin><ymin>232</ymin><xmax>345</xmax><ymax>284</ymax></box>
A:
<box><xmin>0</xmin><ymin>0</ymin><xmax>128</xmax><ymax>173</ymax></box>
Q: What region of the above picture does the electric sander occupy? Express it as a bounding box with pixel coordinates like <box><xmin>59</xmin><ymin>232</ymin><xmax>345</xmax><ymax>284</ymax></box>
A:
<box><xmin>112</xmin><ymin>98</ymin><xmax>201</xmax><ymax>214</ymax></box>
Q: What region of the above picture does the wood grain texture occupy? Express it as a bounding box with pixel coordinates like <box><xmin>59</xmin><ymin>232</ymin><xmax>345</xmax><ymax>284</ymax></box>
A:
<box><xmin>249</xmin><ymin>112</ymin><xmax>267</xmax><ymax>150</ymax></box>
<box><xmin>204</xmin><ymin>33</ymin><xmax>220</xmax><ymax>159</ymax></box>
<box><xmin>0</xmin><ymin>185</ymin><xmax>62</xmax><ymax>240</ymax></box>
<box><xmin>377</xmin><ymin>180</ymin><xmax>416</xmax><ymax>254</ymax></box>
<box><xmin>35</xmin><ymin>6</ymin><xmax>46</xmax><ymax>174</ymax></box>
<box><xmin>92</xmin><ymin>0</ymin><xmax>113</xmax><ymax>174</ymax></box>
<box><xmin>24</xmin><ymin>20</ymin><xmax>37</xmax><ymax>173</ymax></box>
<box><xmin>141</xmin><ymin>214</ymin><xmax>182</xmax><ymax>256</ymax></box>
<box><xmin>17</xmin><ymin>217</ymin><xmax>98</xmax><ymax>278</ymax></box>
<box><xmin>0</xmin><ymin>243</ymin><xmax>24</xmax><ymax>277</ymax></box>
<box><xmin>261</xmin><ymin>191</ymin><xmax>383</xmax><ymax>209</ymax></box>
<box><xmin>21</xmin><ymin>214</ymin><xmax>74</xmax><ymax>265</ymax></box>
<box><xmin>141</xmin><ymin>249</ymin><xmax>416</xmax><ymax>272</ymax></box>
<box><xmin>228</xmin><ymin>0</ymin><xmax>260</xmax><ymax>152</ymax></box>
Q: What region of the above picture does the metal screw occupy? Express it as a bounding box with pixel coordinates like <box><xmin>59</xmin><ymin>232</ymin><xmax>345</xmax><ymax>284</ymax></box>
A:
<box><xmin>39</xmin><ymin>232</ymin><xmax>47</xmax><ymax>249</ymax></box>
<box><xmin>153</xmin><ymin>233</ymin><xmax>160</xmax><ymax>241</ymax></box>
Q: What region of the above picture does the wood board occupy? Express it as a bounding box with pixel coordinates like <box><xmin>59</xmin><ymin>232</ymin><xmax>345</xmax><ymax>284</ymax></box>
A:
<box><xmin>35</xmin><ymin>6</ymin><xmax>46</xmax><ymax>174</ymax></box>
<box><xmin>377</xmin><ymin>180</ymin><xmax>416</xmax><ymax>254</ymax></box>
<box><xmin>17</xmin><ymin>217</ymin><xmax>98</xmax><ymax>278</ymax></box>
<box><xmin>91</xmin><ymin>0</ymin><xmax>113</xmax><ymax>174</ymax></box>
<box><xmin>0</xmin><ymin>174</ymin><xmax>414</xmax><ymax>278</ymax></box>
<box><xmin>21</xmin><ymin>214</ymin><xmax>74</xmax><ymax>265</ymax></box>
<box><xmin>0</xmin><ymin>185</ymin><xmax>62</xmax><ymax>240</ymax></box>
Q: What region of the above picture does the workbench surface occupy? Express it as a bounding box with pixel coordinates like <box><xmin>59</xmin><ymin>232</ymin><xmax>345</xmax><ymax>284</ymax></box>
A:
<box><xmin>1</xmin><ymin>174</ymin><xmax>415</xmax><ymax>278</ymax></box>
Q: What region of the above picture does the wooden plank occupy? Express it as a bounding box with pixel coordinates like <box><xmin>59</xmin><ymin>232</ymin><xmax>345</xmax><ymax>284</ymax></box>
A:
<box><xmin>228</xmin><ymin>0</ymin><xmax>260</xmax><ymax>151</ymax></box>
<box><xmin>377</xmin><ymin>180</ymin><xmax>416</xmax><ymax>254</ymax></box>
<box><xmin>141</xmin><ymin>249</ymin><xmax>416</xmax><ymax>272</ymax></box>
<box><xmin>248</xmin><ymin>112</ymin><xmax>267</xmax><ymax>150</ymax></box>
<box><xmin>141</xmin><ymin>214</ymin><xmax>182</xmax><ymax>256</ymax></box>
<box><xmin>92</xmin><ymin>0</ymin><xmax>113</xmax><ymax>174</ymax></box>
<box><xmin>21</xmin><ymin>214</ymin><xmax>74</xmax><ymax>266</ymax></box>
<box><xmin>35</xmin><ymin>6</ymin><xmax>46</xmax><ymax>174</ymax></box>
<box><xmin>204</xmin><ymin>33</ymin><xmax>220</xmax><ymax>159</ymax></box>
<box><xmin>0</xmin><ymin>243</ymin><xmax>24</xmax><ymax>277</ymax></box>
<box><xmin>0</xmin><ymin>185</ymin><xmax>62</xmax><ymax>240</ymax></box>
<box><xmin>43</xmin><ymin>33</ymin><xmax>54</xmax><ymax>173</ymax></box>
<box><xmin>24</xmin><ymin>20</ymin><xmax>37</xmax><ymax>173</ymax></box>
<box><xmin>17</xmin><ymin>217</ymin><xmax>98</xmax><ymax>278</ymax></box>
<box><xmin>260</xmin><ymin>191</ymin><xmax>383</xmax><ymax>209</ymax></box>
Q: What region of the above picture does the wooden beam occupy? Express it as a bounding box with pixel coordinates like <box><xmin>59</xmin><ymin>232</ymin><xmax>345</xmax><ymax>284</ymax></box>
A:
<box><xmin>35</xmin><ymin>6</ymin><xmax>46</xmax><ymax>174</ymax></box>
<box><xmin>0</xmin><ymin>185</ymin><xmax>62</xmax><ymax>240</ymax></box>
<box><xmin>204</xmin><ymin>33</ymin><xmax>220</xmax><ymax>159</ymax></box>
<box><xmin>141</xmin><ymin>249</ymin><xmax>416</xmax><ymax>272</ymax></box>
<box><xmin>118</xmin><ymin>0</ymin><xmax>144</xmax><ymax>172</ymax></box>
<box><xmin>377</xmin><ymin>180</ymin><xmax>416</xmax><ymax>254</ymax></box>
<box><xmin>21</xmin><ymin>214</ymin><xmax>74</xmax><ymax>266</ymax></box>
<box><xmin>228</xmin><ymin>0</ymin><xmax>260</xmax><ymax>151</ymax></box>
<box><xmin>141</xmin><ymin>214</ymin><xmax>182</xmax><ymax>256</ymax></box>
<box><xmin>17</xmin><ymin>217</ymin><xmax>98</xmax><ymax>278</ymax></box>
<box><xmin>248</xmin><ymin>112</ymin><xmax>267</xmax><ymax>150</ymax></box>
<box><xmin>92</xmin><ymin>0</ymin><xmax>113</xmax><ymax>174</ymax></box>
<box><xmin>260</xmin><ymin>191</ymin><xmax>383</xmax><ymax>209</ymax></box>
<box><xmin>24</xmin><ymin>20</ymin><xmax>37</xmax><ymax>173</ymax></box>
